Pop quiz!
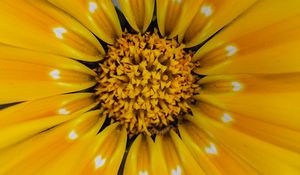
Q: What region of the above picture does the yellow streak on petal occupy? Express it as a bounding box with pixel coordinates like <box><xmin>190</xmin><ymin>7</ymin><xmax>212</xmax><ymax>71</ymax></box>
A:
<box><xmin>0</xmin><ymin>0</ymin><xmax>104</xmax><ymax>61</ymax></box>
<box><xmin>49</xmin><ymin>0</ymin><xmax>122</xmax><ymax>44</ymax></box>
<box><xmin>118</xmin><ymin>0</ymin><xmax>155</xmax><ymax>33</ymax></box>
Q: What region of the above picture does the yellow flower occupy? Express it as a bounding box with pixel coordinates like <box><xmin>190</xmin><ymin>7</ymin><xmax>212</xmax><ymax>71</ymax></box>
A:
<box><xmin>0</xmin><ymin>0</ymin><xmax>300</xmax><ymax>174</ymax></box>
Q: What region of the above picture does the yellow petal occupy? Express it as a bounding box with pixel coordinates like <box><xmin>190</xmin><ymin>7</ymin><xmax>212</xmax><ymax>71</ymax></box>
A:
<box><xmin>49</xmin><ymin>0</ymin><xmax>122</xmax><ymax>44</ymax></box>
<box><xmin>0</xmin><ymin>94</ymin><xmax>97</xmax><ymax>150</ymax></box>
<box><xmin>0</xmin><ymin>45</ymin><xmax>96</xmax><ymax>75</ymax></box>
<box><xmin>0</xmin><ymin>0</ymin><xmax>104</xmax><ymax>61</ymax></box>
<box><xmin>193</xmin><ymin>0</ymin><xmax>300</xmax><ymax>74</ymax></box>
<box><xmin>118</xmin><ymin>0</ymin><xmax>154</xmax><ymax>32</ymax></box>
<box><xmin>155</xmin><ymin>130</ymin><xmax>206</xmax><ymax>175</ymax></box>
<box><xmin>0</xmin><ymin>115</ymin><xmax>72</xmax><ymax>150</ymax></box>
<box><xmin>179</xmin><ymin>121</ymin><xmax>260</xmax><ymax>175</ymax></box>
<box><xmin>183</xmin><ymin>0</ymin><xmax>257</xmax><ymax>47</ymax></box>
<box><xmin>193</xmin><ymin>102</ymin><xmax>300</xmax><ymax>153</ymax></box>
<box><xmin>79</xmin><ymin>123</ymin><xmax>127</xmax><ymax>175</ymax></box>
<box><xmin>156</xmin><ymin>0</ymin><xmax>204</xmax><ymax>38</ymax></box>
<box><xmin>190</xmin><ymin>108</ymin><xmax>300</xmax><ymax>175</ymax></box>
<box><xmin>0</xmin><ymin>46</ymin><xmax>97</xmax><ymax>104</ymax></box>
<box><xmin>124</xmin><ymin>134</ymin><xmax>156</xmax><ymax>175</ymax></box>
<box><xmin>30</xmin><ymin>111</ymin><xmax>105</xmax><ymax>175</ymax></box>
<box><xmin>0</xmin><ymin>93</ymin><xmax>97</xmax><ymax>127</ymax></box>
<box><xmin>0</xmin><ymin>110</ymin><xmax>104</xmax><ymax>174</ymax></box>
<box><xmin>196</xmin><ymin>73</ymin><xmax>300</xmax><ymax>130</ymax></box>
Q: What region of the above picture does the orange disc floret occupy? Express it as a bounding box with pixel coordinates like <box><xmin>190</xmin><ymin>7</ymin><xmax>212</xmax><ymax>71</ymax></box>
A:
<box><xmin>95</xmin><ymin>31</ymin><xmax>200</xmax><ymax>136</ymax></box>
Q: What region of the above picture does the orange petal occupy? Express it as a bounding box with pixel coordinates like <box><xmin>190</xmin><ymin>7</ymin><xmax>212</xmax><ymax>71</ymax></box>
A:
<box><xmin>124</xmin><ymin>134</ymin><xmax>157</xmax><ymax>175</ymax></box>
<box><xmin>196</xmin><ymin>73</ymin><xmax>300</xmax><ymax>130</ymax></box>
<box><xmin>190</xmin><ymin>108</ymin><xmax>300</xmax><ymax>174</ymax></box>
<box><xmin>0</xmin><ymin>0</ymin><xmax>104</xmax><ymax>61</ymax></box>
<box><xmin>193</xmin><ymin>102</ymin><xmax>300</xmax><ymax>153</ymax></box>
<box><xmin>155</xmin><ymin>130</ymin><xmax>206</xmax><ymax>175</ymax></box>
<box><xmin>49</xmin><ymin>0</ymin><xmax>122</xmax><ymax>44</ymax></box>
<box><xmin>118</xmin><ymin>0</ymin><xmax>154</xmax><ymax>33</ymax></box>
<box><xmin>179</xmin><ymin>121</ymin><xmax>260</xmax><ymax>175</ymax></box>
<box><xmin>193</xmin><ymin>0</ymin><xmax>300</xmax><ymax>74</ymax></box>
<box><xmin>0</xmin><ymin>94</ymin><xmax>97</xmax><ymax>150</ymax></box>
<box><xmin>0</xmin><ymin>110</ymin><xmax>104</xmax><ymax>174</ymax></box>
<box><xmin>0</xmin><ymin>93</ymin><xmax>97</xmax><ymax>127</ymax></box>
<box><xmin>30</xmin><ymin>111</ymin><xmax>106</xmax><ymax>175</ymax></box>
<box><xmin>0</xmin><ymin>45</ymin><xmax>97</xmax><ymax>104</ymax></box>
<box><xmin>79</xmin><ymin>123</ymin><xmax>127</xmax><ymax>175</ymax></box>
<box><xmin>156</xmin><ymin>0</ymin><xmax>203</xmax><ymax>37</ymax></box>
<box><xmin>183</xmin><ymin>0</ymin><xmax>257</xmax><ymax>47</ymax></box>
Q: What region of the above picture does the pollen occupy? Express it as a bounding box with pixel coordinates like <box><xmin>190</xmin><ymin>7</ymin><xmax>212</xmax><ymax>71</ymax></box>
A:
<box><xmin>95</xmin><ymin>32</ymin><xmax>200</xmax><ymax>136</ymax></box>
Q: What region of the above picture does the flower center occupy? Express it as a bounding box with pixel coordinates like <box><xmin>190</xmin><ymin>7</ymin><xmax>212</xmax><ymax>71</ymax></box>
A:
<box><xmin>95</xmin><ymin>31</ymin><xmax>200</xmax><ymax>136</ymax></box>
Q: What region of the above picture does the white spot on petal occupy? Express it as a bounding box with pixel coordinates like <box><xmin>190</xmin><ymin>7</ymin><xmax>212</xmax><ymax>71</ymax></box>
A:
<box><xmin>58</xmin><ymin>108</ymin><xmax>70</xmax><ymax>115</ymax></box>
<box><xmin>53</xmin><ymin>27</ymin><xmax>67</xmax><ymax>39</ymax></box>
<box><xmin>173</xmin><ymin>0</ymin><xmax>182</xmax><ymax>4</ymax></box>
<box><xmin>139</xmin><ymin>170</ymin><xmax>149</xmax><ymax>175</ymax></box>
<box><xmin>221</xmin><ymin>113</ymin><xmax>233</xmax><ymax>123</ymax></box>
<box><xmin>204</xmin><ymin>142</ymin><xmax>218</xmax><ymax>155</ymax></box>
<box><xmin>49</xmin><ymin>69</ymin><xmax>61</xmax><ymax>80</ymax></box>
<box><xmin>95</xmin><ymin>155</ymin><xmax>106</xmax><ymax>169</ymax></box>
<box><xmin>225</xmin><ymin>45</ymin><xmax>238</xmax><ymax>56</ymax></box>
<box><xmin>200</xmin><ymin>5</ymin><xmax>213</xmax><ymax>17</ymax></box>
<box><xmin>88</xmin><ymin>1</ymin><xmax>98</xmax><ymax>13</ymax></box>
<box><xmin>171</xmin><ymin>165</ymin><xmax>182</xmax><ymax>175</ymax></box>
<box><xmin>232</xmin><ymin>81</ymin><xmax>242</xmax><ymax>91</ymax></box>
<box><xmin>68</xmin><ymin>130</ymin><xmax>78</xmax><ymax>140</ymax></box>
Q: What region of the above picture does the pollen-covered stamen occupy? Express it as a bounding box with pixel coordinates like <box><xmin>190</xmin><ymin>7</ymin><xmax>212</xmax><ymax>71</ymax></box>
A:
<box><xmin>95</xmin><ymin>32</ymin><xmax>200</xmax><ymax>136</ymax></box>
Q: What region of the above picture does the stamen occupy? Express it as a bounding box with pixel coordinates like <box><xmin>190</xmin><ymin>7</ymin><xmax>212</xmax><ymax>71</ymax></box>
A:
<box><xmin>96</xmin><ymin>32</ymin><xmax>200</xmax><ymax>136</ymax></box>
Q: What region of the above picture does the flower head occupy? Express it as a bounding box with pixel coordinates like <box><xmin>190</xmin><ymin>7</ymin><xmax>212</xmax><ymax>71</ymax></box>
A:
<box><xmin>0</xmin><ymin>0</ymin><xmax>300</xmax><ymax>175</ymax></box>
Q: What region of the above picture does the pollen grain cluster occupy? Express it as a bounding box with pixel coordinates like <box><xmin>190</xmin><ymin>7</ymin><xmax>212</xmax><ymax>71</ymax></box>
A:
<box><xmin>96</xmin><ymin>32</ymin><xmax>200</xmax><ymax>136</ymax></box>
